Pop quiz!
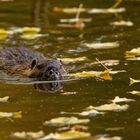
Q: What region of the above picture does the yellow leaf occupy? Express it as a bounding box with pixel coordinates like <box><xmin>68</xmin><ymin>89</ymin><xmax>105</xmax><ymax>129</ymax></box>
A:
<box><xmin>129</xmin><ymin>77</ymin><xmax>135</xmax><ymax>86</ymax></box>
<box><xmin>88</xmin><ymin>7</ymin><xmax>125</xmax><ymax>14</ymax></box>
<box><xmin>44</xmin><ymin>117</ymin><xmax>90</xmax><ymax>126</ymax></box>
<box><xmin>20</xmin><ymin>34</ymin><xmax>43</xmax><ymax>40</ymax></box>
<box><xmin>55</xmin><ymin>130</ymin><xmax>91</xmax><ymax>140</ymax></box>
<box><xmin>129</xmin><ymin>77</ymin><xmax>140</xmax><ymax>86</ymax></box>
<box><xmin>38</xmin><ymin>130</ymin><xmax>91</xmax><ymax>140</ymax></box>
<box><xmin>84</xmin><ymin>42</ymin><xmax>119</xmax><ymax>50</ymax></box>
<box><xmin>13</xmin><ymin>111</ymin><xmax>22</xmax><ymax>119</ymax></box>
<box><xmin>53</xmin><ymin>7</ymin><xmax>87</xmax><ymax>14</ymax></box>
<box><xmin>12</xmin><ymin>131</ymin><xmax>44</xmax><ymax>139</ymax></box>
<box><xmin>21</xmin><ymin>27</ymin><xmax>40</xmax><ymax>34</ymax></box>
<box><xmin>60</xmin><ymin>18</ymin><xmax>91</xmax><ymax>23</ymax></box>
<box><xmin>111</xmin><ymin>96</ymin><xmax>135</xmax><ymax>103</ymax></box>
<box><xmin>0</xmin><ymin>34</ymin><xmax>7</xmax><ymax>40</ymax></box>
<box><xmin>80</xmin><ymin>109</ymin><xmax>104</xmax><ymax>117</ymax></box>
<box><xmin>0</xmin><ymin>29</ymin><xmax>8</xmax><ymax>40</ymax></box>
<box><xmin>110</xmin><ymin>20</ymin><xmax>133</xmax><ymax>27</ymax></box>
<box><xmin>128</xmin><ymin>91</ymin><xmax>140</xmax><ymax>95</ymax></box>
<box><xmin>93</xmin><ymin>103</ymin><xmax>129</xmax><ymax>112</ymax></box>
<box><xmin>99</xmin><ymin>69</ymin><xmax>112</xmax><ymax>80</ymax></box>
<box><xmin>0</xmin><ymin>96</ymin><xmax>9</xmax><ymax>103</ymax></box>
<box><xmin>0</xmin><ymin>29</ymin><xmax>8</xmax><ymax>35</ymax></box>
<box><xmin>69</xmin><ymin>69</ymin><xmax>112</xmax><ymax>81</ymax></box>
<box><xmin>97</xmin><ymin>136</ymin><xmax>122</xmax><ymax>140</ymax></box>
<box><xmin>0</xmin><ymin>111</ymin><xmax>22</xmax><ymax>119</ymax></box>
<box><xmin>125</xmin><ymin>48</ymin><xmax>140</xmax><ymax>58</ymax></box>
<box><xmin>58</xmin><ymin>56</ymin><xmax>87</xmax><ymax>63</ymax></box>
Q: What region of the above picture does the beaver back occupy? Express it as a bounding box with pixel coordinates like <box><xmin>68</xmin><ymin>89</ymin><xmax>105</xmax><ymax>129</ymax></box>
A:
<box><xmin>0</xmin><ymin>47</ymin><xmax>46</xmax><ymax>75</ymax></box>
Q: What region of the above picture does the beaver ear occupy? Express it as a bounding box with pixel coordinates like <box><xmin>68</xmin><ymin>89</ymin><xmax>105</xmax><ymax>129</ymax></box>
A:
<box><xmin>59</xmin><ymin>59</ymin><xmax>64</xmax><ymax>65</ymax></box>
<box><xmin>31</xmin><ymin>59</ymin><xmax>37</xmax><ymax>69</ymax></box>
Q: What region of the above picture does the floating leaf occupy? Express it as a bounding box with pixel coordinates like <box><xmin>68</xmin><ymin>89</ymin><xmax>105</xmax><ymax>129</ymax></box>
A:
<box><xmin>9</xmin><ymin>27</ymin><xmax>24</xmax><ymax>34</ymax></box>
<box><xmin>0</xmin><ymin>28</ymin><xmax>16</xmax><ymax>40</ymax></box>
<box><xmin>79</xmin><ymin>109</ymin><xmax>104</xmax><ymax>117</ymax></box>
<box><xmin>38</xmin><ymin>130</ymin><xmax>91</xmax><ymax>140</ymax></box>
<box><xmin>0</xmin><ymin>34</ymin><xmax>7</xmax><ymax>40</ymax></box>
<box><xmin>92</xmin><ymin>60</ymin><xmax>119</xmax><ymax>66</ymax></box>
<box><xmin>0</xmin><ymin>29</ymin><xmax>8</xmax><ymax>34</ymax></box>
<box><xmin>61</xmin><ymin>92</ymin><xmax>77</xmax><ymax>95</ymax></box>
<box><xmin>109</xmin><ymin>70</ymin><xmax>126</xmax><ymax>74</ymax></box>
<box><xmin>111</xmin><ymin>96</ymin><xmax>135</xmax><ymax>103</ymax></box>
<box><xmin>12</xmin><ymin>131</ymin><xmax>44</xmax><ymax>139</ymax></box>
<box><xmin>92</xmin><ymin>103</ymin><xmax>129</xmax><ymax>112</ymax></box>
<box><xmin>60</xmin><ymin>18</ymin><xmax>91</xmax><ymax>23</ymax></box>
<box><xmin>0</xmin><ymin>111</ymin><xmax>22</xmax><ymax>119</ymax></box>
<box><xmin>0</xmin><ymin>29</ymin><xmax>8</xmax><ymax>40</ymax></box>
<box><xmin>110</xmin><ymin>20</ymin><xmax>133</xmax><ymax>26</ymax></box>
<box><xmin>54</xmin><ymin>131</ymin><xmax>91</xmax><ymax>140</ymax></box>
<box><xmin>53</xmin><ymin>7</ymin><xmax>87</xmax><ymax>14</ymax></box>
<box><xmin>105</xmin><ymin>127</ymin><xmax>124</xmax><ymax>131</ymax></box>
<box><xmin>69</xmin><ymin>69</ymin><xmax>112</xmax><ymax>81</ymax></box>
<box><xmin>95</xmin><ymin>69</ymin><xmax>113</xmax><ymax>81</ymax></box>
<box><xmin>21</xmin><ymin>27</ymin><xmax>40</xmax><ymax>34</ymax></box>
<box><xmin>20</xmin><ymin>34</ymin><xmax>46</xmax><ymax>40</ymax></box>
<box><xmin>97</xmin><ymin>136</ymin><xmax>122</xmax><ymax>140</ymax></box>
<box><xmin>58</xmin><ymin>57</ymin><xmax>87</xmax><ymax>63</ymax></box>
<box><xmin>85</xmin><ymin>105</ymin><xmax>94</xmax><ymax>110</ymax></box>
<box><xmin>125</xmin><ymin>48</ymin><xmax>140</xmax><ymax>58</ymax></box>
<box><xmin>128</xmin><ymin>91</ymin><xmax>140</xmax><ymax>95</ymax></box>
<box><xmin>0</xmin><ymin>96</ymin><xmax>9</xmax><ymax>103</ymax></box>
<box><xmin>126</xmin><ymin>57</ymin><xmax>140</xmax><ymax>61</ymax></box>
<box><xmin>88</xmin><ymin>8</ymin><xmax>125</xmax><ymax>14</ymax></box>
<box><xmin>71</xmin><ymin>125</ymin><xmax>88</xmax><ymax>131</ymax></box>
<box><xmin>84</xmin><ymin>42</ymin><xmax>119</xmax><ymax>49</ymax></box>
<box><xmin>129</xmin><ymin>77</ymin><xmax>140</xmax><ymax>86</ymax></box>
<box><xmin>0</xmin><ymin>112</ymin><xmax>13</xmax><ymax>118</ymax></box>
<box><xmin>57</xmin><ymin>125</ymin><xmax>88</xmax><ymax>132</ymax></box>
<box><xmin>61</xmin><ymin>107</ymin><xmax>104</xmax><ymax>117</ymax></box>
<box><xmin>53</xmin><ymin>7</ymin><xmax>125</xmax><ymax>14</ymax></box>
<box><xmin>44</xmin><ymin>117</ymin><xmax>90</xmax><ymax>127</ymax></box>
<box><xmin>137</xmin><ymin>118</ymin><xmax>140</xmax><ymax>122</ymax></box>
<box><xmin>57</xmin><ymin>20</ymin><xmax>85</xmax><ymax>30</ymax></box>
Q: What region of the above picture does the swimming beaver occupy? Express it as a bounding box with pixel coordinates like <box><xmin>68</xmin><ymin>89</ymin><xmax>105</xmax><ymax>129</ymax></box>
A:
<box><xmin>0</xmin><ymin>47</ymin><xmax>66</xmax><ymax>81</ymax></box>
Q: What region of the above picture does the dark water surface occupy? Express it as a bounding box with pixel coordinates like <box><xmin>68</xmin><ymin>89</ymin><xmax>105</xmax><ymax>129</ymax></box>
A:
<box><xmin>0</xmin><ymin>0</ymin><xmax>140</xmax><ymax>140</ymax></box>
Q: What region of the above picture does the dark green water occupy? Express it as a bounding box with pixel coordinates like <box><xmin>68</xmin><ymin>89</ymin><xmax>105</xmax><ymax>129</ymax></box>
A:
<box><xmin>0</xmin><ymin>0</ymin><xmax>140</xmax><ymax>140</ymax></box>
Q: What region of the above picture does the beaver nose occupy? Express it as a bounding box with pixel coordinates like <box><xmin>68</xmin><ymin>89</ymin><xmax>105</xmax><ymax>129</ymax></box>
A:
<box><xmin>53</xmin><ymin>72</ymin><xmax>60</xmax><ymax>80</ymax></box>
<box><xmin>49</xmin><ymin>70</ymin><xmax>60</xmax><ymax>80</ymax></box>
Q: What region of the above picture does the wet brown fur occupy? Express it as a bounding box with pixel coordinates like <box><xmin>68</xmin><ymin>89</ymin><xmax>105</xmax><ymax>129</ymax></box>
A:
<box><xmin>0</xmin><ymin>47</ymin><xmax>65</xmax><ymax>80</ymax></box>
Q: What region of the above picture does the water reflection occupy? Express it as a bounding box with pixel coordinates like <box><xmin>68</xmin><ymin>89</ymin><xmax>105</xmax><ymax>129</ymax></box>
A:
<box><xmin>34</xmin><ymin>81</ymin><xmax>63</xmax><ymax>93</ymax></box>
<box><xmin>0</xmin><ymin>71</ymin><xmax>63</xmax><ymax>93</ymax></box>
<box><xmin>32</xmin><ymin>0</ymin><xmax>50</xmax><ymax>27</ymax></box>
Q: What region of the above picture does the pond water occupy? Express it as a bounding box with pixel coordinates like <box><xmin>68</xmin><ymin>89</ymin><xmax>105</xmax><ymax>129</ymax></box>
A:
<box><xmin>0</xmin><ymin>0</ymin><xmax>140</xmax><ymax>140</ymax></box>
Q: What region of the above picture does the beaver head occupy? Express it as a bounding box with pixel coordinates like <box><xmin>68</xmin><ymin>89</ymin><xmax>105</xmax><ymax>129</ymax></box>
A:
<box><xmin>29</xmin><ymin>59</ymin><xmax>66</xmax><ymax>81</ymax></box>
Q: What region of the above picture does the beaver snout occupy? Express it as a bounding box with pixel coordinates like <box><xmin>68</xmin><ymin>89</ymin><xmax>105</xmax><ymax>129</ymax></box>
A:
<box><xmin>41</xmin><ymin>68</ymin><xmax>62</xmax><ymax>81</ymax></box>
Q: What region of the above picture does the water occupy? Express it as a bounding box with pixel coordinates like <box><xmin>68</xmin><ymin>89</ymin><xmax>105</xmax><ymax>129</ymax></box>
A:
<box><xmin>0</xmin><ymin>0</ymin><xmax>140</xmax><ymax>140</ymax></box>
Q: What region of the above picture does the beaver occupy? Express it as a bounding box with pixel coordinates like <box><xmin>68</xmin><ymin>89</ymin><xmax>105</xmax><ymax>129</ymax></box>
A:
<box><xmin>0</xmin><ymin>47</ymin><xmax>66</xmax><ymax>81</ymax></box>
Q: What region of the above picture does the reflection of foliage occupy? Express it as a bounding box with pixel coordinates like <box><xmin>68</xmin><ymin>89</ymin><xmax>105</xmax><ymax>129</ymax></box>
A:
<box><xmin>32</xmin><ymin>0</ymin><xmax>50</xmax><ymax>27</ymax></box>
